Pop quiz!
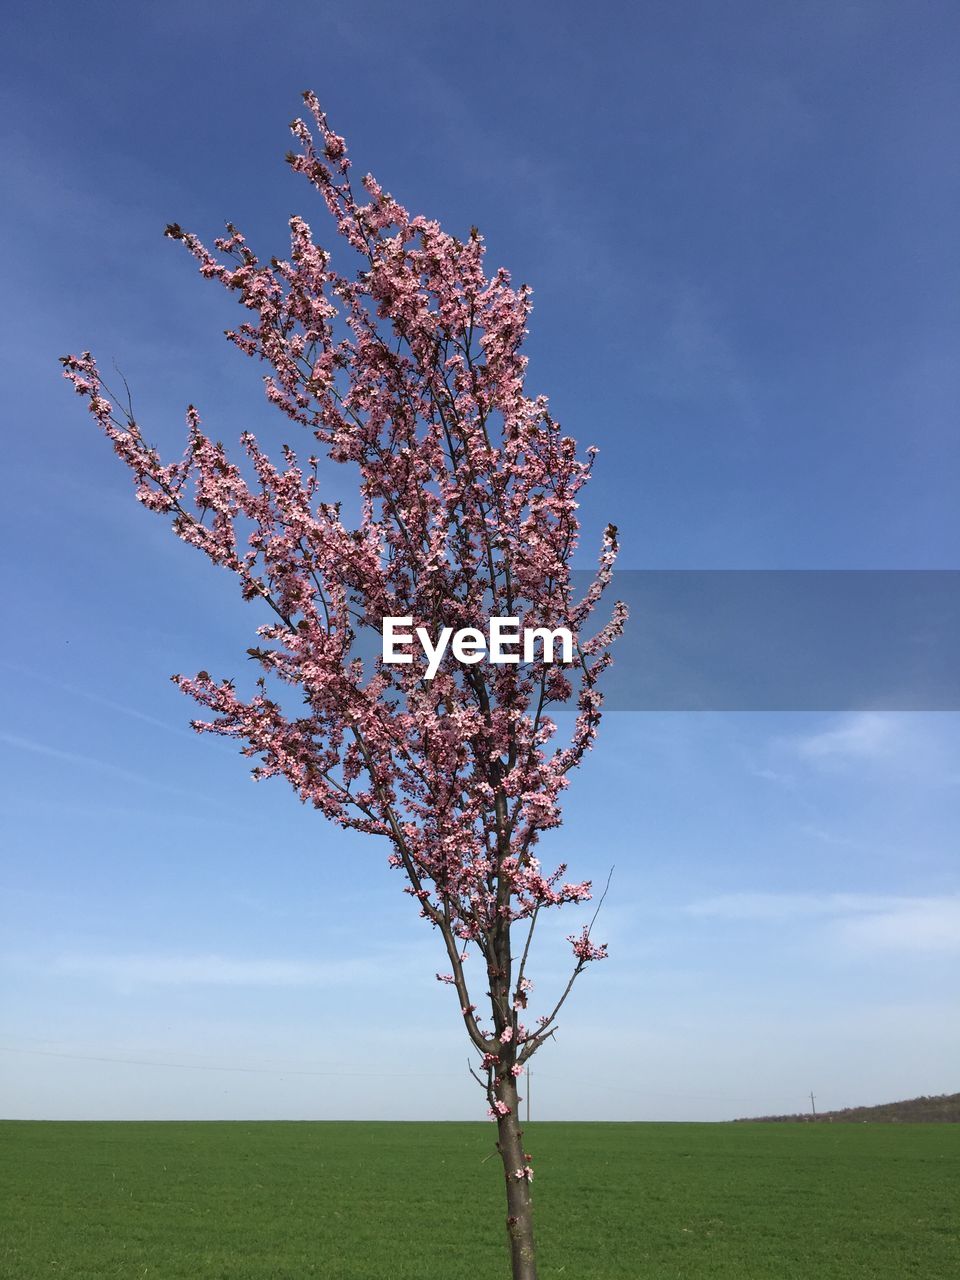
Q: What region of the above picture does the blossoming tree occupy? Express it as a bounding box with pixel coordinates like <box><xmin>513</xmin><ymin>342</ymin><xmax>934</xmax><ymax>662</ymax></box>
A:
<box><xmin>62</xmin><ymin>93</ymin><xmax>625</xmax><ymax>1280</ymax></box>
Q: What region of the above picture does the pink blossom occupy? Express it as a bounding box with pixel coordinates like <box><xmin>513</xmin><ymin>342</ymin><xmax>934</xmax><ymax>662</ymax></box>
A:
<box><xmin>567</xmin><ymin>926</ymin><xmax>609</xmax><ymax>963</ymax></box>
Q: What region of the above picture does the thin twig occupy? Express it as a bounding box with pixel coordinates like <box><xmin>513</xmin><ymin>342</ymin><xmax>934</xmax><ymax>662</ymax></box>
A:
<box><xmin>586</xmin><ymin>865</ymin><xmax>615</xmax><ymax>938</ymax></box>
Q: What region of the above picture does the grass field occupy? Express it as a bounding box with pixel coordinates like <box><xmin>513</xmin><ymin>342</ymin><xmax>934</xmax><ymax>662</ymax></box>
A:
<box><xmin>1</xmin><ymin>1120</ymin><xmax>957</xmax><ymax>1278</ymax></box>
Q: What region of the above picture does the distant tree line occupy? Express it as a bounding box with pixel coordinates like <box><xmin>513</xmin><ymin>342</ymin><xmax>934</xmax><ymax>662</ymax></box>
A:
<box><xmin>735</xmin><ymin>1092</ymin><xmax>959</xmax><ymax>1123</ymax></box>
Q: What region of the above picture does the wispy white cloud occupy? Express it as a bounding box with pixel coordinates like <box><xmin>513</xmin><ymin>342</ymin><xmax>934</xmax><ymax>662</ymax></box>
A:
<box><xmin>799</xmin><ymin>824</ymin><xmax>862</xmax><ymax>849</ymax></box>
<box><xmin>0</xmin><ymin>731</ymin><xmax>156</xmax><ymax>784</ymax></box>
<box><xmin>0</xmin><ymin>661</ymin><xmax>192</xmax><ymax>738</ymax></box>
<box><xmin>6</xmin><ymin>952</ymin><xmax>389</xmax><ymax>988</ymax></box>
<box><xmin>684</xmin><ymin>892</ymin><xmax>960</xmax><ymax>954</ymax></box>
<box><xmin>685</xmin><ymin>892</ymin><xmax>896</xmax><ymax>920</ymax></box>
<box><xmin>0</xmin><ymin>731</ymin><xmax>232</xmax><ymax>809</ymax></box>
<box><xmin>837</xmin><ymin>899</ymin><xmax>960</xmax><ymax>954</ymax></box>
<box><xmin>750</xmin><ymin>765</ymin><xmax>795</xmax><ymax>785</ymax></box>
<box><xmin>794</xmin><ymin>712</ymin><xmax>896</xmax><ymax>762</ymax></box>
<box><xmin>777</xmin><ymin>713</ymin><xmax>960</xmax><ymax>786</ymax></box>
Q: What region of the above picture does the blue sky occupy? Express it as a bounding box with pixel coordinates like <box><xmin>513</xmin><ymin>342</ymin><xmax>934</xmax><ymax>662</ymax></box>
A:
<box><xmin>1</xmin><ymin>0</ymin><xmax>958</xmax><ymax>1120</ymax></box>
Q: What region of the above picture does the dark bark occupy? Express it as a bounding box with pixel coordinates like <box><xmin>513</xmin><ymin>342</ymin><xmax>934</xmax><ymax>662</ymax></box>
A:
<box><xmin>495</xmin><ymin>1074</ymin><xmax>537</xmax><ymax>1280</ymax></box>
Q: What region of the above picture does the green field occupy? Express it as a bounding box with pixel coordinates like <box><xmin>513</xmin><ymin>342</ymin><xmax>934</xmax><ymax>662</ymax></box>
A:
<box><xmin>1</xmin><ymin>1121</ymin><xmax>956</xmax><ymax>1278</ymax></box>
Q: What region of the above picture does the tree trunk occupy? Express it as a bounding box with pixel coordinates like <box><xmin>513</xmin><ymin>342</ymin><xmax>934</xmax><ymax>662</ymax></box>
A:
<box><xmin>495</xmin><ymin>1074</ymin><xmax>538</xmax><ymax>1279</ymax></box>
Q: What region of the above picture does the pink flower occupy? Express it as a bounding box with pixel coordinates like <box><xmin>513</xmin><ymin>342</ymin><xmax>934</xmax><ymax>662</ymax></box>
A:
<box><xmin>567</xmin><ymin>926</ymin><xmax>609</xmax><ymax>963</ymax></box>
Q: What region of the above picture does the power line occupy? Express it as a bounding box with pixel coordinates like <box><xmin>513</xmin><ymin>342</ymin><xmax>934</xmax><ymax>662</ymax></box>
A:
<box><xmin>0</xmin><ymin>1046</ymin><xmax>825</xmax><ymax>1112</ymax></box>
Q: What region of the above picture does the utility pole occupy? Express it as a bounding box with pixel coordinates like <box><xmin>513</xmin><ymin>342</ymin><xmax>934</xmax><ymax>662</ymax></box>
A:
<box><xmin>526</xmin><ymin>1068</ymin><xmax>531</xmax><ymax>1124</ymax></box>
<box><xmin>810</xmin><ymin>1091</ymin><xmax>817</xmax><ymax>1120</ymax></box>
